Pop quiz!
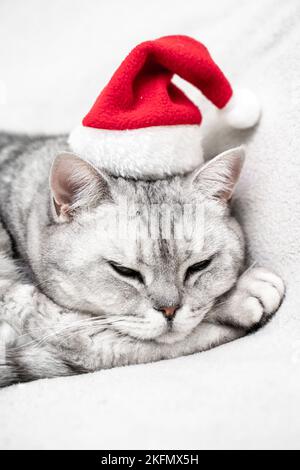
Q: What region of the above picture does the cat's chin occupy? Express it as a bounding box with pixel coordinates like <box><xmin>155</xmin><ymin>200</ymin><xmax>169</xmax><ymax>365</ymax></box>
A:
<box><xmin>154</xmin><ymin>330</ymin><xmax>191</xmax><ymax>345</ymax></box>
<box><xmin>121</xmin><ymin>327</ymin><xmax>191</xmax><ymax>344</ymax></box>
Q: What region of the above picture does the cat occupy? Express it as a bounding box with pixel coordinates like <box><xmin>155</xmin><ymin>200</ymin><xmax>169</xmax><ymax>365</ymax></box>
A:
<box><xmin>0</xmin><ymin>133</ymin><xmax>285</xmax><ymax>387</ymax></box>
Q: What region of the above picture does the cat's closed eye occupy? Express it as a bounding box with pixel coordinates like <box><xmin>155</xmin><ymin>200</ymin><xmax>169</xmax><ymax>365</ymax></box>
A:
<box><xmin>109</xmin><ymin>261</ymin><xmax>144</xmax><ymax>283</ymax></box>
<box><xmin>185</xmin><ymin>258</ymin><xmax>212</xmax><ymax>281</ymax></box>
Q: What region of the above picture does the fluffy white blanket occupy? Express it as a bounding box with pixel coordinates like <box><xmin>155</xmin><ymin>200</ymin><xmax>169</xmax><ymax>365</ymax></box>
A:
<box><xmin>0</xmin><ymin>0</ymin><xmax>299</xmax><ymax>450</ymax></box>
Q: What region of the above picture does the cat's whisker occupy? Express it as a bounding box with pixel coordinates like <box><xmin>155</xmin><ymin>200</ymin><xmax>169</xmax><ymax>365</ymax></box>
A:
<box><xmin>243</xmin><ymin>261</ymin><xmax>258</xmax><ymax>275</ymax></box>
<box><xmin>9</xmin><ymin>315</ymin><xmax>124</xmax><ymax>351</ymax></box>
<box><xmin>214</xmin><ymin>299</ymin><xmax>231</xmax><ymax>309</ymax></box>
<box><xmin>14</xmin><ymin>315</ymin><xmax>109</xmax><ymax>337</ymax></box>
<box><xmin>29</xmin><ymin>277</ymin><xmax>55</xmax><ymax>289</ymax></box>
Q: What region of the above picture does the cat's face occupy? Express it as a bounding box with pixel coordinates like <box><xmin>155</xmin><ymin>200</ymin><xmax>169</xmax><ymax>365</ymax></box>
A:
<box><xmin>38</xmin><ymin>148</ymin><xmax>245</xmax><ymax>344</ymax></box>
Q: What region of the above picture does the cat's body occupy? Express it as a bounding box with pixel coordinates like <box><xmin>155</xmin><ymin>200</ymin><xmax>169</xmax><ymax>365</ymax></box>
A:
<box><xmin>0</xmin><ymin>133</ymin><xmax>285</xmax><ymax>387</ymax></box>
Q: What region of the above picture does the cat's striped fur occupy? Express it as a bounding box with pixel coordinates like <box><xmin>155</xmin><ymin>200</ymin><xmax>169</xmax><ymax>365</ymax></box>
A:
<box><xmin>0</xmin><ymin>133</ymin><xmax>284</xmax><ymax>387</ymax></box>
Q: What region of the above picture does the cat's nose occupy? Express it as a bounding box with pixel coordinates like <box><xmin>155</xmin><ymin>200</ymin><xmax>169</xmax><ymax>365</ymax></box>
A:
<box><xmin>156</xmin><ymin>305</ymin><xmax>179</xmax><ymax>320</ymax></box>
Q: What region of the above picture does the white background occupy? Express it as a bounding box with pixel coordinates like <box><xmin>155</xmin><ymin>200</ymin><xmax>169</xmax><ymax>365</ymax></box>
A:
<box><xmin>0</xmin><ymin>0</ymin><xmax>300</xmax><ymax>450</ymax></box>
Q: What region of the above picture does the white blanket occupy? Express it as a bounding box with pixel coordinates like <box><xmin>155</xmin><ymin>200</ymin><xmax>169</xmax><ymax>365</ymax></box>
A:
<box><xmin>0</xmin><ymin>0</ymin><xmax>300</xmax><ymax>450</ymax></box>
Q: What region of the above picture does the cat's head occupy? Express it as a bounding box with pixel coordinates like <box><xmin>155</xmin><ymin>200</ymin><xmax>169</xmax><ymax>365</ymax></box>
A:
<box><xmin>38</xmin><ymin>147</ymin><xmax>245</xmax><ymax>344</ymax></box>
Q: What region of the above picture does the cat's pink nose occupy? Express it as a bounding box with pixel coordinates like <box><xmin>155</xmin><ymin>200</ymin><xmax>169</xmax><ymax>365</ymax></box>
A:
<box><xmin>160</xmin><ymin>306</ymin><xmax>178</xmax><ymax>319</ymax></box>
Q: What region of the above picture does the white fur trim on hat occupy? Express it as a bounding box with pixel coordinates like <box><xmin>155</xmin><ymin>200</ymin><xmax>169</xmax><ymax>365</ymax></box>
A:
<box><xmin>220</xmin><ymin>87</ymin><xmax>262</xmax><ymax>129</ymax></box>
<box><xmin>68</xmin><ymin>124</ymin><xmax>204</xmax><ymax>179</ymax></box>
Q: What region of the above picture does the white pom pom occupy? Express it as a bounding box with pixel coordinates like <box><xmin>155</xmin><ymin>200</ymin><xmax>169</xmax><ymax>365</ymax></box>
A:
<box><xmin>220</xmin><ymin>87</ymin><xmax>261</xmax><ymax>129</ymax></box>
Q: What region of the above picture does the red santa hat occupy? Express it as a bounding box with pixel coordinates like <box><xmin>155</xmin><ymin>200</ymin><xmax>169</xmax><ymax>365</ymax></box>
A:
<box><xmin>69</xmin><ymin>35</ymin><xmax>260</xmax><ymax>179</ymax></box>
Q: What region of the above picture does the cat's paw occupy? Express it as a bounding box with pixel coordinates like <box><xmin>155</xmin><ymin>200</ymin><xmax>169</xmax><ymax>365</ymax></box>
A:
<box><xmin>233</xmin><ymin>267</ymin><xmax>285</xmax><ymax>329</ymax></box>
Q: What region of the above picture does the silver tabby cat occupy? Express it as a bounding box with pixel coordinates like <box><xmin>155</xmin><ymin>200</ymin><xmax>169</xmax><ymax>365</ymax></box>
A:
<box><xmin>0</xmin><ymin>133</ymin><xmax>284</xmax><ymax>387</ymax></box>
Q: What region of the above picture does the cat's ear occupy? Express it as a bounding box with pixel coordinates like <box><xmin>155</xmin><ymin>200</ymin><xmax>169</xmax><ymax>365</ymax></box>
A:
<box><xmin>50</xmin><ymin>152</ymin><xmax>111</xmax><ymax>222</ymax></box>
<box><xmin>190</xmin><ymin>147</ymin><xmax>245</xmax><ymax>202</ymax></box>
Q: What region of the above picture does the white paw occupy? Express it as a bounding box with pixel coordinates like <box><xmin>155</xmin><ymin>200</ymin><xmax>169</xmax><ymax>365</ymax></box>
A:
<box><xmin>234</xmin><ymin>267</ymin><xmax>285</xmax><ymax>329</ymax></box>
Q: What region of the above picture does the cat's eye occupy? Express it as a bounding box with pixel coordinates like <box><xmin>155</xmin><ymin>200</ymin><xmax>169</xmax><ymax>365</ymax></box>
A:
<box><xmin>185</xmin><ymin>258</ymin><xmax>212</xmax><ymax>281</ymax></box>
<box><xmin>109</xmin><ymin>262</ymin><xmax>144</xmax><ymax>283</ymax></box>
